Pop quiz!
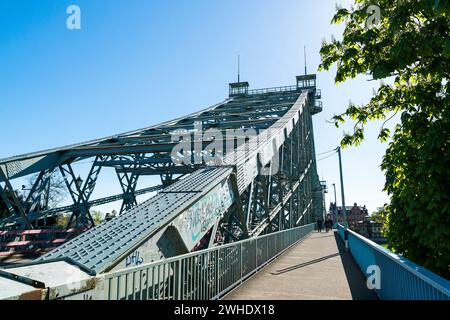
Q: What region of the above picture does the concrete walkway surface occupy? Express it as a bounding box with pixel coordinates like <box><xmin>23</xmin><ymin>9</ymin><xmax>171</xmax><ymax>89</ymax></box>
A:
<box><xmin>224</xmin><ymin>231</ymin><xmax>378</xmax><ymax>300</ymax></box>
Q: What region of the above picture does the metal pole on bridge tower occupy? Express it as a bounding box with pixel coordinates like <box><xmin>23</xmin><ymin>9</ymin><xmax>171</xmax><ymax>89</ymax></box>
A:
<box><xmin>337</xmin><ymin>146</ymin><xmax>349</xmax><ymax>251</ymax></box>
<box><xmin>304</xmin><ymin>46</ymin><xmax>308</xmax><ymax>75</ymax></box>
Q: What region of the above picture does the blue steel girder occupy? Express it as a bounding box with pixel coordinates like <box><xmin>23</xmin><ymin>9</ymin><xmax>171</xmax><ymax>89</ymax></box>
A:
<box><xmin>245</xmin><ymin>103</ymin><xmax>316</xmax><ymax>236</ymax></box>
<box><xmin>0</xmin><ymin>168</ymin><xmax>56</xmax><ymax>228</ymax></box>
<box><xmin>0</xmin><ymin>106</ymin><xmax>286</xmax><ymax>184</ymax></box>
<box><xmin>24</xmin><ymin>81</ymin><xmax>323</xmax><ymax>272</ymax></box>
<box><xmin>0</xmin><ymin>98</ymin><xmax>233</xmax><ymax>182</ymax></box>
<box><xmin>0</xmin><ymin>78</ymin><xmax>323</xmax><ymax>244</ymax></box>
<box><xmin>0</xmin><ymin>167</ymin><xmax>32</xmax><ymax>229</ymax></box>
<box><xmin>59</xmin><ymin>165</ymin><xmax>92</xmax><ymax>227</ymax></box>
<box><xmin>59</xmin><ymin>157</ymin><xmax>106</xmax><ymax>227</ymax></box>
<box><xmin>228</xmin><ymin>173</ymin><xmax>249</xmax><ymax>237</ymax></box>
<box><xmin>114</xmin><ymin>155</ymin><xmax>141</xmax><ymax>214</ymax></box>
<box><xmin>115</xmin><ymin>166</ymin><xmax>197</xmax><ymax>176</ymax></box>
<box><xmin>0</xmin><ymin>90</ymin><xmax>304</xmax><ymax>183</ymax></box>
<box><xmin>24</xmin><ymin>169</ymin><xmax>54</xmax><ymax>214</ymax></box>
<box><xmin>0</xmin><ymin>184</ymin><xmax>164</xmax><ymax>227</ymax></box>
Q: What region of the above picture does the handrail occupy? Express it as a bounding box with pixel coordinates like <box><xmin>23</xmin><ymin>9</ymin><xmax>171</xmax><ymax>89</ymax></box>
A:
<box><xmin>44</xmin><ymin>224</ymin><xmax>315</xmax><ymax>300</ymax></box>
<box><xmin>103</xmin><ymin>223</ymin><xmax>314</xmax><ymax>300</ymax></box>
<box><xmin>337</xmin><ymin>224</ymin><xmax>450</xmax><ymax>300</ymax></box>
<box><xmin>246</xmin><ymin>85</ymin><xmax>320</xmax><ymax>97</ymax></box>
<box><xmin>247</xmin><ymin>85</ymin><xmax>299</xmax><ymax>95</ymax></box>
<box><xmin>113</xmin><ymin>223</ymin><xmax>314</xmax><ymax>276</ymax></box>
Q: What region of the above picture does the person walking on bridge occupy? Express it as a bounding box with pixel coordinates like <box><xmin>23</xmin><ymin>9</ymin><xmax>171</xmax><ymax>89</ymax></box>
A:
<box><xmin>325</xmin><ymin>216</ymin><xmax>332</xmax><ymax>232</ymax></box>
<box><xmin>317</xmin><ymin>218</ymin><xmax>323</xmax><ymax>233</ymax></box>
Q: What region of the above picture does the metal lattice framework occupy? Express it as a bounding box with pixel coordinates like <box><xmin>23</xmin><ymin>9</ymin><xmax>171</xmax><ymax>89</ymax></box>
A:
<box><xmin>0</xmin><ymin>74</ymin><xmax>325</xmax><ymax>272</ymax></box>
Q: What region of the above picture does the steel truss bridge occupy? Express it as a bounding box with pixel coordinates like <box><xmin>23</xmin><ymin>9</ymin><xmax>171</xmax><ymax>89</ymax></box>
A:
<box><xmin>0</xmin><ymin>74</ymin><xmax>331</xmax><ymax>298</ymax></box>
<box><xmin>1</xmin><ymin>74</ymin><xmax>448</xmax><ymax>301</ymax></box>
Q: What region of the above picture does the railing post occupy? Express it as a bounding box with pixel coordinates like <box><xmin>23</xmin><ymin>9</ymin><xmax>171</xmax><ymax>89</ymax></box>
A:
<box><xmin>254</xmin><ymin>239</ymin><xmax>258</xmax><ymax>271</ymax></box>
<box><xmin>274</xmin><ymin>234</ymin><xmax>277</xmax><ymax>257</ymax></box>
<box><xmin>215</xmin><ymin>251</ymin><xmax>219</xmax><ymax>298</ymax></box>
<box><xmin>240</xmin><ymin>243</ymin><xmax>243</xmax><ymax>283</ymax></box>
<box><xmin>177</xmin><ymin>260</ymin><xmax>182</xmax><ymax>300</ymax></box>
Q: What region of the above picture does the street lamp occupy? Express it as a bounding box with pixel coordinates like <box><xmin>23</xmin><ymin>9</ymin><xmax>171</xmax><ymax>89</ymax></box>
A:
<box><xmin>336</xmin><ymin>146</ymin><xmax>349</xmax><ymax>251</ymax></box>
<box><xmin>332</xmin><ymin>183</ymin><xmax>338</xmax><ymax>225</ymax></box>
<box><xmin>75</xmin><ymin>176</ymin><xmax>83</xmax><ymax>189</ymax></box>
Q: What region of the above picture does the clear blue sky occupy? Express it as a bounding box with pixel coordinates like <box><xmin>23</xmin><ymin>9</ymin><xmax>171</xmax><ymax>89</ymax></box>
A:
<box><xmin>0</xmin><ymin>0</ymin><xmax>395</xmax><ymax>214</ymax></box>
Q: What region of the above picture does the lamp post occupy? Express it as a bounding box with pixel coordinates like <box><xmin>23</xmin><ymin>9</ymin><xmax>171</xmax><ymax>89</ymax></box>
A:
<box><xmin>75</xmin><ymin>176</ymin><xmax>83</xmax><ymax>189</ymax></box>
<box><xmin>337</xmin><ymin>146</ymin><xmax>349</xmax><ymax>251</ymax></box>
<box><xmin>332</xmin><ymin>183</ymin><xmax>338</xmax><ymax>226</ymax></box>
<box><xmin>74</xmin><ymin>176</ymin><xmax>85</xmax><ymax>226</ymax></box>
<box><xmin>337</xmin><ymin>147</ymin><xmax>347</xmax><ymax>226</ymax></box>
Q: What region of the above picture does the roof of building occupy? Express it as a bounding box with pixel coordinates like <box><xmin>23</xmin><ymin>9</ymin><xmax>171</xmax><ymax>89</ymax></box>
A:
<box><xmin>229</xmin><ymin>82</ymin><xmax>250</xmax><ymax>88</ymax></box>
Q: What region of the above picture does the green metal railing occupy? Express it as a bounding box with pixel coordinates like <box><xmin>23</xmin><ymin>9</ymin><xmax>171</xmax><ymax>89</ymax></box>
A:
<box><xmin>104</xmin><ymin>224</ymin><xmax>314</xmax><ymax>300</ymax></box>
<box><xmin>247</xmin><ymin>85</ymin><xmax>299</xmax><ymax>95</ymax></box>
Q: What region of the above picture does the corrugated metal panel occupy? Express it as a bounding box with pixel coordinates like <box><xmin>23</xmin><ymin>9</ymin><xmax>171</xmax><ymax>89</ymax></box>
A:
<box><xmin>38</xmin><ymin>167</ymin><xmax>232</xmax><ymax>272</ymax></box>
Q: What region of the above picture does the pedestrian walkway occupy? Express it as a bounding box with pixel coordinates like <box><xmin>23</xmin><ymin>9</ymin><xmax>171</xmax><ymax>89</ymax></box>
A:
<box><xmin>224</xmin><ymin>231</ymin><xmax>378</xmax><ymax>300</ymax></box>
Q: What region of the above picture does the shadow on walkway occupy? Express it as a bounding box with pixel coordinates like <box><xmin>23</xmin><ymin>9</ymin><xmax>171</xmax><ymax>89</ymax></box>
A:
<box><xmin>334</xmin><ymin>232</ymin><xmax>378</xmax><ymax>300</ymax></box>
<box><xmin>305</xmin><ymin>233</ymin><xmax>336</xmax><ymax>240</ymax></box>
<box><xmin>271</xmin><ymin>253</ymin><xmax>341</xmax><ymax>275</ymax></box>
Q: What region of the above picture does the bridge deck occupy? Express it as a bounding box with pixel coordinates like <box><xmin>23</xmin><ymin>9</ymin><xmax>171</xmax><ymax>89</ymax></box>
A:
<box><xmin>224</xmin><ymin>231</ymin><xmax>378</xmax><ymax>300</ymax></box>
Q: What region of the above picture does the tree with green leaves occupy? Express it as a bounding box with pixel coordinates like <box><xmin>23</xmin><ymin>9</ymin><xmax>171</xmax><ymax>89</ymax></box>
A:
<box><xmin>55</xmin><ymin>214</ymin><xmax>71</xmax><ymax>229</ymax></box>
<box><xmin>320</xmin><ymin>0</ymin><xmax>449</xmax><ymax>278</ymax></box>
<box><xmin>91</xmin><ymin>210</ymin><xmax>104</xmax><ymax>225</ymax></box>
<box><xmin>370</xmin><ymin>206</ymin><xmax>389</xmax><ymax>235</ymax></box>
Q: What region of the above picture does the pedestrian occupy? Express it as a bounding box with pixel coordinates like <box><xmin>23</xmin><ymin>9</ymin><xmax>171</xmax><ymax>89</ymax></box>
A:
<box><xmin>325</xmin><ymin>218</ymin><xmax>331</xmax><ymax>232</ymax></box>
<box><xmin>317</xmin><ymin>218</ymin><xmax>323</xmax><ymax>233</ymax></box>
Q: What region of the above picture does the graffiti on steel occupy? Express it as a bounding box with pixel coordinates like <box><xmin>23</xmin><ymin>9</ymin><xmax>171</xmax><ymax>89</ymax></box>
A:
<box><xmin>174</xmin><ymin>178</ymin><xmax>235</xmax><ymax>249</ymax></box>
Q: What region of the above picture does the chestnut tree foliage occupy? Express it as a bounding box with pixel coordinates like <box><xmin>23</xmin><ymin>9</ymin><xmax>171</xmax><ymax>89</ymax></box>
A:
<box><xmin>320</xmin><ymin>0</ymin><xmax>449</xmax><ymax>277</ymax></box>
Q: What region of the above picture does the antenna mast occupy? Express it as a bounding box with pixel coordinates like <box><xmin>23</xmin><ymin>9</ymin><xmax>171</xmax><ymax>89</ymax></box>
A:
<box><xmin>238</xmin><ymin>55</ymin><xmax>240</xmax><ymax>83</ymax></box>
<box><xmin>304</xmin><ymin>46</ymin><xmax>308</xmax><ymax>75</ymax></box>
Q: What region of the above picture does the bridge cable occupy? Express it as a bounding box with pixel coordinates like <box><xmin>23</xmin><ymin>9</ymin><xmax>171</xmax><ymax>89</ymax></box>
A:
<box><xmin>316</xmin><ymin>152</ymin><xmax>338</xmax><ymax>162</ymax></box>
<box><xmin>315</xmin><ymin>148</ymin><xmax>338</xmax><ymax>156</ymax></box>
